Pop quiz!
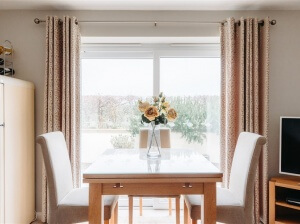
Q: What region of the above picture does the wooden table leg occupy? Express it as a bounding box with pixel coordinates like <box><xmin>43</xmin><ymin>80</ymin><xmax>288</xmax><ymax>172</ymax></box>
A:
<box><xmin>113</xmin><ymin>201</ymin><xmax>118</xmax><ymax>224</ymax></box>
<box><xmin>169</xmin><ymin>198</ymin><xmax>172</xmax><ymax>216</ymax></box>
<box><xmin>139</xmin><ymin>197</ymin><xmax>143</xmax><ymax>216</ymax></box>
<box><xmin>184</xmin><ymin>200</ymin><xmax>188</xmax><ymax>224</ymax></box>
<box><xmin>176</xmin><ymin>197</ymin><xmax>180</xmax><ymax>224</ymax></box>
<box><xmin>129</xmin><ymin>196</ymin><xmax>133</xmax><ymax>224</ymax></box>
<box><xmin>201</xmin><ymin>183</ymin><xmax>216</xmax><ymax>224</ymax></box>
<box><xmin>89</xmin><ymin>183</ymin><xmax>103</xmax><ymax>224</ymax></box>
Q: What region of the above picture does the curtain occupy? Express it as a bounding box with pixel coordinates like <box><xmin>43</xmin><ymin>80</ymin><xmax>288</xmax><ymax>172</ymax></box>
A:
<box><xmin>220</xmin><ymin>17</ymin><xmax>269</xmax><ymax>223</ymax></box>
<box><xmin>41</xmin><ymin>16</ymin><xmax>81</xmax><ymax>223</ymax></box>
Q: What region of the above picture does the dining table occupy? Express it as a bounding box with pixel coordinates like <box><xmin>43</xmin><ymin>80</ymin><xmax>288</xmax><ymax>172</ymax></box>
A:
<box><xmin>83</xmin><ymin>148</ymin><xmax>223</xmax><ymax>224</ymax></box>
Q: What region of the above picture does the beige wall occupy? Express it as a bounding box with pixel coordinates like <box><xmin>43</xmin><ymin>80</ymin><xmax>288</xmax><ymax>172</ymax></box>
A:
<box><xmin>1</xmin><ymin>10</ymin><xmax>300</xmax><ymax>214</ymax></box>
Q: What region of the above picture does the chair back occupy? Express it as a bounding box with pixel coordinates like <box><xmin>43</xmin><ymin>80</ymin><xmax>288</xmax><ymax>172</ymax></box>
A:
<box><xmin>139</xmin><ymin>128</ymin><xmax>171</xmax><ymax>148</ymax></box>
<box><xmin>37</xmin><ymin>132</ymin><xmax>74</xmax><ymax>216</ymax></box>
<box><xmin>229</xmin><ymin>132</ymin><xmax>266</xmax><ymax>207</ymax></box>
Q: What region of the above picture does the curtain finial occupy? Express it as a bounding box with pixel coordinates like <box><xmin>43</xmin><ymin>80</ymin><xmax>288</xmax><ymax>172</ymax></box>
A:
<box><xmin>270</xmin><ymin>20</ymin><xmax>276</xmax><ymax>25</ymax></box>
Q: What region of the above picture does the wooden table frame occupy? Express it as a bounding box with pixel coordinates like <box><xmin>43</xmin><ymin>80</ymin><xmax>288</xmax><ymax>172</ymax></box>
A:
<box><xmin>84</xmin><ymin>177</ymin><xmax>221</xmax><ymax>224</ymax></box>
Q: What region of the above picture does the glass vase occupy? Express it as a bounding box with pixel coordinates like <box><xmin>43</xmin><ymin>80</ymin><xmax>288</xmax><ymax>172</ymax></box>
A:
<box><xmin>147</xmin><ymin>121</ymin><xmax>161</xmax><ymax>158</ymax></box>
<box><xmin>147</xmin><ymin>157</ymin><xmax>161</xmax><ymax>173</ymax></box>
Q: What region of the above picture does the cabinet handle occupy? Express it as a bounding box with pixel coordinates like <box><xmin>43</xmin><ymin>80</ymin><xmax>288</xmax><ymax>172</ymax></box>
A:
<box><xmin>0</xmin><ymin>123</ymin><xmax>4</xmax><ymax>127</ymax></box>
<box><xmin>182</xmin><ymin>183</ymin><xmax>192</xmax><ymax>188</ymax></box>
<box><xmin>113</xmin><ymin>183</ymin><xmax>124</xmax><ymax>188</ymax></box>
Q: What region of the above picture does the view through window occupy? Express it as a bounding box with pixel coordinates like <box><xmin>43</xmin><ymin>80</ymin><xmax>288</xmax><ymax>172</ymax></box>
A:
<box><xmin>81</xmin><ymin>45</ymin><xmax>220</xmax><ymax>207</ymax></box>
<box><xmin>160</xmin><ymin>58</ymin><xmax>220</xmax><ymax>164</ymax></box>
<box><xmin>81</xmin><ymin>58</ymin><xmax>153</xmax><ymax>173</ymax></box>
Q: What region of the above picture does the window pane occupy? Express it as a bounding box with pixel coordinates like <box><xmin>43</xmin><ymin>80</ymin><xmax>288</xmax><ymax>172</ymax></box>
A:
<box><xmin>81</xmin><ymin>59</ymin><xmax>153</xmax><ymax>175</ymax></box>
<box><xmin>160</xmin><ymin>58</ymin><xmax>220</xmax><ymax>165</ymax></box>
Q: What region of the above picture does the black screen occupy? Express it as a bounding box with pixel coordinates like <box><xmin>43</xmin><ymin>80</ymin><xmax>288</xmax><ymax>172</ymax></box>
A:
<box><xmin>281</xmin><ymin>118</ymin><xmax>300</xmax><ymax>175</ymax></box>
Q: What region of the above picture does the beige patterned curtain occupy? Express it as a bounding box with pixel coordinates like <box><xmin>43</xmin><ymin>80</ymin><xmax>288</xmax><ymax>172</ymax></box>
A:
<box><xmin>220</xmin><ymin>17</ymin><xmax>269</xmax><ymax>223</ymax></box>
<box><xmin>41</xmin><ymin>16</ymin><xmax>81</xmax><ymax>223</ymax></box>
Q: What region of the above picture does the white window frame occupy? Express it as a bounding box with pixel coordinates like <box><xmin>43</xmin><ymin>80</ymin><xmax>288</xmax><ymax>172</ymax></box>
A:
<box><xmin>81</xmin><ymin>43</ymin><xmax>220</xmax><ymax>96</ymax></box>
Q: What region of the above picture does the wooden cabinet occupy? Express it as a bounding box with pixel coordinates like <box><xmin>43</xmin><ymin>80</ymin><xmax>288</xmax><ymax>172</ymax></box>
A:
<box><xmin>269</xmin><ymin>177</ymin><xmax>300</xmax><ymax>223</ymax></box>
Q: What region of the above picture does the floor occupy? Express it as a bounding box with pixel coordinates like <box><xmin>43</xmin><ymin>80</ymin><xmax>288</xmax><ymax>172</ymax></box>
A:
<box><xmin>118</xmin><ymin>208</ymin><xmax>185</xmax><ymax>224</ymax></box>
<box><xmin>33</xmin><ymin>208</ymin><xmax>200</xmax><ymax>224</ymax></box>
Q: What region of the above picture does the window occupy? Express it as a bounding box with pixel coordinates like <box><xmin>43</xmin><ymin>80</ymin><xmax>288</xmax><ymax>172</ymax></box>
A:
<box><xmin>81</xmin><ymin>58</ymin><xmax>153</xmax><ymax>173</ymax></box>
<box><xmin>160</xmin><ymin>57</ymin><xmax>220</xmax><ymax>164</ymax></box>
<box><xmin>81</xmin><ymin>44</ymin><xmax>220</xmax><ymax>178</ymax></box>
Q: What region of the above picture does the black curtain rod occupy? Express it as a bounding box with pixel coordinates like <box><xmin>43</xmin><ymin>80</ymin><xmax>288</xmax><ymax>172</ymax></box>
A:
<box><xmin>33</xmin><ymin>18</ymin><xmax>276</xmax><ymax>26</ymax></box>
<box><xmin>235</xmin><ymin>19</ymin><xmax>276</xmax><ymax>26</ymax></box>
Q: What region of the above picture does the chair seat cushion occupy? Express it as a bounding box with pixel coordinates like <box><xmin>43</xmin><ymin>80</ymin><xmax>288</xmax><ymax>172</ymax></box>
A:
<box><xmin>58</xmin><ymin>187</ymin><xmax>118</xmax><ymax>223</ymax></box>
<box><xmin>184</xmin><ymin>187</ymin><xmax>244</xmax><ymax>221</ymax></box>
<box><xmin>185</xmin><ymin>187</ymin><xmax>242</xmax><ymax>207</ymax></box>
<box><xmin>59</xmin><ymin>187</ymin><xmax>116</xmax><ymax>206</ymax></box>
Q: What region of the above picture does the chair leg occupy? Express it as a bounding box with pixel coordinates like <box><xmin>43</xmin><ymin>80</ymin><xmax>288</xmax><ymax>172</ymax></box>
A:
<box><xmin>176</xmin><ymin>197</ymin><xmax>180</xmax><ymax>224</ymax></box>
<box><xmin>129</xmin><ymin>196</ymin><xmax>133</xmax><ymax>224</ymax></box>
<box><xmin>113</xmin><ymin>202</ymin><xmax>118</xmax><ymax>224</ymax></box>
<box><xmin>110</xmin><ymin>213</ymin><xmax>114</xmax><ymax>224</ymax></box>
<box><xmin>184</xmin><ymin>200</ymin><xmax>188</xmax><ymax>224</ymax></box>
<box><xmin>139</xmin><ymin>197</ymin><xmax>143</xmax><ymax>216</ymax></box>
<box><xmin>192</xmin><ymin>219</ymin><xmax>197</xmax><ymax>224</ymax></box>
<box><xmin>169</xmin><ymin>198</ymin><xmax>172</xmax><ymax>216</ymax></box>
<box><xmin>104</xmin><ymin>220</ymin><xmax>109</xmax><ymax>224</ymax></box>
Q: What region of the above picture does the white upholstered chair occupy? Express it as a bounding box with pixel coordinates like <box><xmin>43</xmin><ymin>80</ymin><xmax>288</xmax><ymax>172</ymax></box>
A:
<box><xmin>128</xmin><ymin>128</ymin><xmax>181</xmax><ymax>224</ymax></box>
<box><xmin>184</xmin><ymin>132</ymin><xmax>266</xmax><ymax>224</ymax></box>
<box><xmin>37</xmin><ymin>131</ymin><xmax>119</xmax><ymax>224</ymax></box>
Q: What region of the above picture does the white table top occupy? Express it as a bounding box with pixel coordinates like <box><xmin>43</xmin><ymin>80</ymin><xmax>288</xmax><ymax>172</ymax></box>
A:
<box><xmin>83</xmin><ymin>148</ymin><xmax>223</xmax><ymax>179</ymax></box>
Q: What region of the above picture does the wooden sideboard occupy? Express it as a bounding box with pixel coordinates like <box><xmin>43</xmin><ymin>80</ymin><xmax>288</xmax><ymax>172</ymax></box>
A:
<box><xmin>269</xmin><ymin>176</ymin><xmax>300</xmax><ymax>223</ymax></box>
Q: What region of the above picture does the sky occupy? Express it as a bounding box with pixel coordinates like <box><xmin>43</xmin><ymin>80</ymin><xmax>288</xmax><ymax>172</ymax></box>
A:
<box><xmin>81</xmin><ymin>57</ymin><xmax>220</xmax><ymax>97</ymax></box>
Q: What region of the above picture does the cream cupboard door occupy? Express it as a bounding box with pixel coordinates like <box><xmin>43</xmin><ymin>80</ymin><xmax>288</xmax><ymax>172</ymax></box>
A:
<box><xmin>4</xmin><ymin>79</ymin><xmax>35</xmax><ymax>223</ymax></box>
<box><xmin>0</xmin><ymin>83</ymin><xmax>4</xmax><ymax>223</ymax></box>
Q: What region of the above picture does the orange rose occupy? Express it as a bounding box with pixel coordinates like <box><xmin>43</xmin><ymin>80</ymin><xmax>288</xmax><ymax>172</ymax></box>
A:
<box><xmin>138</xmin><ymin>101</ymin><xmax>150</xmax><ymax>112</ymax></box>
<box><xmin>167</xmin><ymin>108</ymin><xmax>177</xmax><ymax>121</ymax></box>
<box><xmin>144</xmin><ymin>106</ymin><xmax>159</xmax><ymax>121</ymax></box>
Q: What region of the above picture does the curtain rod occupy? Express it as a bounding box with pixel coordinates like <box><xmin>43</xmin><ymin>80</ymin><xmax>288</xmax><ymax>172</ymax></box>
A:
<box><xmin>33</xmin><ymin>18</ymin><xmax>277</xmax><ymax>26</ymax></box>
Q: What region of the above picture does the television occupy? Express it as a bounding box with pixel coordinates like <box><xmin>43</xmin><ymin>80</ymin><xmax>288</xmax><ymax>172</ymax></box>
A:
<box><xmin>280</xmin><ymin>117</ymin><xmax>300</xmax><ymax>176</ymax></box>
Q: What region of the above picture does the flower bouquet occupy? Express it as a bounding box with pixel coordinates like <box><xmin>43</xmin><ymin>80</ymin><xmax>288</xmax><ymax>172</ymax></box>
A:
<box><xmin>138</xmin><ymin>92</ymin><xmax>177</xmax><ymax>157</ymax></box>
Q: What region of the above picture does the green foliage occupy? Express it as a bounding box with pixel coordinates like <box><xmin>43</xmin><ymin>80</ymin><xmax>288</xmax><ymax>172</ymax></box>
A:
<box><xmin>129</xmin><ymin>107</ymin><xmax>144</xmax><ymax>137</ymax></box>
<box><xmin>141</xmin><ymin>113</ymin><xmax>168</xmax><ymax>125</ymax></box>
<box><xmin>167</xmin><ymin>96</ymin><xmax>207</xmax><ymax>144</ymax></box>
<box><xmin>204</xmin><ymin>96</ymin><xmax>220</xmax><ymax>134</ymax></box>
<box><xmin>82</xmin><ymin>95</ymin><xmax>140</xmax><ymax>129</ymax></box>
<box><xmin>166</xmin><ymin>96</ymin><xmax>220</xmax><ymax>144</ymax></box>
<box><xmin>82</xmin><ymin>95</ymin><xmax>220</xmax><ymax>145</ymax></box>
<box><xmin>130</xmin><ymin>95</ymin><xmax>220</xmax><ymax>144</ymax></box>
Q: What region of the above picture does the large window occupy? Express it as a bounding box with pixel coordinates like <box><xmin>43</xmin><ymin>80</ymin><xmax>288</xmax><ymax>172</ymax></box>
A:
<box><xmin>81</xmin><ymin>58</ymin><xmax>153</xmax><ymax>172</ymax></box>
<box><xmin>81</xmin><ymin>44</ymin><xmax>220</xmax><ymax>176</ymax></box>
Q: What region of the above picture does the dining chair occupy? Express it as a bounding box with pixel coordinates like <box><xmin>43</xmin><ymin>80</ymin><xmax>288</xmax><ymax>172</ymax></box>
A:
<box><xmin>183</xmin><ymin>132</ymin><xmax>266</xmax><ymax>224</ymax></box>
<box><xmin>128</xmin><ymin>127</ymin><xmax>180</xmax><ymax>224</ymax></box>
<box><xmin>37</xmin><ymin>131</ymin><xmax>119</xmax><ymax>224</ymax></box>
